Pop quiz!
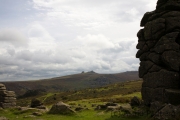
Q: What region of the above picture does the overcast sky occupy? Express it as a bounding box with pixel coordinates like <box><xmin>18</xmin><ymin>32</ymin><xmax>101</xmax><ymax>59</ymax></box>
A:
<box><xmin>0</xmin><ymin>0</ymin><xmax>157</xmax><ymax>81</ymax></box>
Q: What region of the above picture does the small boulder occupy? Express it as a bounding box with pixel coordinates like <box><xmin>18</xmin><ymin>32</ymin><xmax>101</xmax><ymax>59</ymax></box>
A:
<box><xmin>49</xmin><ymin>101</ymin><xmax>75</xmax><ymax>114</ymax></box>
<box><xmin>95</xmin><ymin>104</ymin><xmax>107</xmax><ymax>110</ymax></box>
<box><xmin>106</xmin><ymin>106</ymin><xmax>120</xmax><ymax>111</ymax></box>
<box><xmin>32</xmin><ymin>112</ymin><xmax>43</xmax><ymax>116</ymax></box>
<box><xmin>130</xmin><ymin>96</ymin><xmax>141</xmax><ymax>107</ymax></box>
<box><xmin>91</xmin><ymin>104</ymin><xmax>96</xmax><ymax>107</ymax></box>
<box><xmin>30</xmin><ymin>98</ymin><xmax>43</xmax><ymax>108</ymax></box>
<box><xmin>105</xmin><ymin>102</ymin><xmax>118</xmax><ymax>107</ymax></box>
<box><xmin>75</xmin><ymin>107</ymin><xmax>84</xmax><ymax>111</ymax></box>
<box><xmin>119</xmin><ymin>104</ymin><xmax>133</xmax><ymax>115</ymax></box>
<box><xmin>95</xmin><ymin>102</ymin><xmax>118</xmax><ymax>110</ymax></box>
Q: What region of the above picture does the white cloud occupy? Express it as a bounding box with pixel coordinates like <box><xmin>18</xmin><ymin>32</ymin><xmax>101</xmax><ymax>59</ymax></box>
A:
<box><xmin>0</xmin><ymin>0</ymin><xmax>157</xmax><ymax>81</ymax></box>
<box><xmin>75</xmin><ymin>34</ymin><xmax>115</xmax><ymax>50</ymax></box>
<box><xmin>27</xmin><ymin>23</ymin><xmax>57</xmax><ymax>50</ymax></box>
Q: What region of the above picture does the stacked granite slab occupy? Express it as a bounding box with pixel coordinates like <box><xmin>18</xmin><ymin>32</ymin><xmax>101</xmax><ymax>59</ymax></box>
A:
<box><xmin>0</xmin><ymin>83</ymin><xmax>16</xmax><ymax>108</ymax></box>
<box><xmin>136</xmin><ymin>0</ymin><xmax>180</xmax><ymax>105</ymax></box>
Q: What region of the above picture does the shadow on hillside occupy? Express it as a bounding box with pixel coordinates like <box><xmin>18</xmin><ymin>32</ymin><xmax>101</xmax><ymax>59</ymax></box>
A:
<box><xmin>105</xmin><ymin>116</ymin><xmax>148</xmax><ymax>120</ymax></box>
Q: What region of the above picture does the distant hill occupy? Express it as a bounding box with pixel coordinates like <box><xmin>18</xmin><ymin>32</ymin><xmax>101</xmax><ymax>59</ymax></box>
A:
<box><xmin>1</xmin><ymin>71</ymin><xmax>140</xmax><ymax>96</ymax></box>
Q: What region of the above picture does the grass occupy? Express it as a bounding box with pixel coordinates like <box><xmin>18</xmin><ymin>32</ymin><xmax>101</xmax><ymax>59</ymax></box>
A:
<box><xmin>0</xmin><ymin>80</ymin><xmax>149</xmax><ymax>120</ymax></box>
<box><xmin>0</xmin><ymin>108</ymin><xmax>149</xmax><ymax>120</ymax></box>
<box><xmin>16</xmin><ymin>80</ymin><xmax>142</xmax><ymax>106</ymax></box>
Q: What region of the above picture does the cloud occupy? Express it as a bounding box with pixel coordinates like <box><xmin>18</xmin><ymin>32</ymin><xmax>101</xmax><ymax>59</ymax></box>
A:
<box><xmin>32</xmin><ymin>0</ymin><xmax>157</xmax><ymax>29</ymax></box>
<box><xmin>0</xmin><ymin>0</ymin><xmax>158</xmax><ymax>81</ymax></box>
<box><xmin>0</xmin><ymin>33</ymin><xmax>139</xmax><ymax>81</ymax></box>
<box><xmin>0</xmin><ymin>29</ymin><xmax>28</xmax><ymax>47</ymax></box>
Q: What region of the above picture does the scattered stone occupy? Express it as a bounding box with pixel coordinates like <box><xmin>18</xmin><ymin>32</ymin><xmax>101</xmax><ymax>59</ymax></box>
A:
<box><xmin>95</xmin><ymin>104</ymin><xmax>107</xmax><ymax>110</ymax></box>
<box><xmin>95</xmin><ymin>102</ymin><xmax>119</xmax><ymax>110</ymax></box>
<box><xmin>0</xmin><ymin>116</ymin><xmax>8</xmax><ymax>120</ymax></box>
<box><xmin>17</xmin><ymin>107</ymin><xmax>36</xmax><ymax>111</ymax></box>
<box><xmin>106</xmin><ymin>106</ymin><xmax>120</xmax><ymax>111</ymax></box>
<box><xmin>105</xmin><ymin>102</ymin><xmax>118</xmax><ymax>107</ymax></box>
<box><xmin>91</xmin><ymin>104</ymin><xmax>96</xmax><ymax>107</ymax></box>
<box><xmin>49</xmin><ymin>101</ymin><xmax>75</xmax><ymax>114</ymax></box>
<box><xmin>36</xmin><ymin>105</ymin><xmax>47</xmax><ymax>110</ymax></box>
<box><xmin>75</xmin><ymin>107</ymin><xmax>84</xmax><ymax>111</ymax></box>
<box><xmin>119</xmin><ymin>104</ymin><xmax>133</xmax><ymax>115</ymax></box>
<box><xmin>32</xmin><ymin>112</ymin><xmax>43</xmax><ymax>116</ymax></box>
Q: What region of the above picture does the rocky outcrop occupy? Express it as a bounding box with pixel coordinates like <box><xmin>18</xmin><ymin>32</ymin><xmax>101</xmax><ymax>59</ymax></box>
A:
<box><xmin>49</xmin><ymin>101</ymin><xmax>75</xmax><ymax>115</ymax></box>
<box><xmin>136</xmin><ymin>0</ymin><xmax>180</xmax><ymax>106</ymax></box>
<box><xmin>0</xmin><ymin>83</ymin><xmax>16</xmax><ymax>108</ymax></box>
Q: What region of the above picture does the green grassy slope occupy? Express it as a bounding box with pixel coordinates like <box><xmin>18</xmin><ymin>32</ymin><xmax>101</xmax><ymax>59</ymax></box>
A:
<box><xmin>0</xmin><ymin>80</ymin><xmax>148</xmax><ymax>120</ymax></box>
<box><xmin>17</xmin><ymin>80</ymin><xmax>142</xmax><ymax>107</ymax></box>
<box><xmin>2</xmin><ymin>71</ymin><xmax>139</xmax><ymax>96</ymax></box>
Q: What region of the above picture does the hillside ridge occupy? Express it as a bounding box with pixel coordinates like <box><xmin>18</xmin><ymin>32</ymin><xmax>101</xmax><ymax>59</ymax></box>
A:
<box><xmin>1</xmin><ymin>71</ymin><xmax>139</xmax><ymax>96</ymax></box>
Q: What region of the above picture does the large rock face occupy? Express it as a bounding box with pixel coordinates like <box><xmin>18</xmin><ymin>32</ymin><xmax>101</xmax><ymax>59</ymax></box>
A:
<box><xmin>0</xmin><ymin>83</ymin><xmax>16</xmax><ymax>108</ymax></box>
<box><xmin>137</xmin><ymin>0</ymin><xmax>180</xmax><ymax>105</ymax></box>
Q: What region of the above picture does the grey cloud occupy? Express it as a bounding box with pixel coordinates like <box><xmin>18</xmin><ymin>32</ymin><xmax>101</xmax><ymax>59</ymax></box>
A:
<box><xmin>0</xmin><ymin>29</ymin><xmax>28</xmax><ymax>47</ymax></box>
<box><xmin>15</xmin><ymin>49</ymin><xmax>73</xmax><ymax>64</ymax></box>
<box><xmin>16</xmin><ymin>50</ymin><xmax>33</xmax><ymax>61</ymax></box>
<box><xmin>7</xmin><ymin>48</ymin><xmax>16</xmax><ymax>56</ymax></box>
<box><xmin>98</xmin><ymin>40</ymin><xmax>136</xmax><ymax>55</ymax></box>
<box><xmin>120</xmin><ymin>57</ymin><xmax>139</xmax><ymax>65</ymax></box>
<box><xmin>0</xmin><ymin>0</ymin><xmax>156</xmax><ymax>81</ymax></box>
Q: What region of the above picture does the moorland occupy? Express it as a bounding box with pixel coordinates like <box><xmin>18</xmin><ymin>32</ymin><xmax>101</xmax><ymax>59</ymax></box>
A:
<box><xmin>0</xmin><ymin>71</ymin><xmax>150</xmax><ymax>120</ymax></box>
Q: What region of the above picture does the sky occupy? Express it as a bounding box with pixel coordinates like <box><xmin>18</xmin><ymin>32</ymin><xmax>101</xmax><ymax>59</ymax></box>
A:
<box><xmin>0</xmin><ymin>0</ymin><xmax>157</xmax><ymax>81</ymax></box>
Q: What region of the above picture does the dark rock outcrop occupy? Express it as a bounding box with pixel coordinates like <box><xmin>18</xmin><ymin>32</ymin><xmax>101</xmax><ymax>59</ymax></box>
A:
<box><xmin>136</xmin><ymin>0</ymin><xmax>180</xmax><ymax>106</ymax></box>
<box><xmin>0</xmin><ymin>83</ymin><xmax>16</xmax><ymax>108</ymax></box>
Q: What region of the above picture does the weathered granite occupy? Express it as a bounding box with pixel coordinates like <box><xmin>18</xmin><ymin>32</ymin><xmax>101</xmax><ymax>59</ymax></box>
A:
<box><xmin>0</xmin><ymin>83</ymin><xmax>16</xmax><ymax>108</ymax></box>
<box><xmin>136</xmin><ymin>0</ymin><xmax>180</xmax><ymax>105</ymax></box>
